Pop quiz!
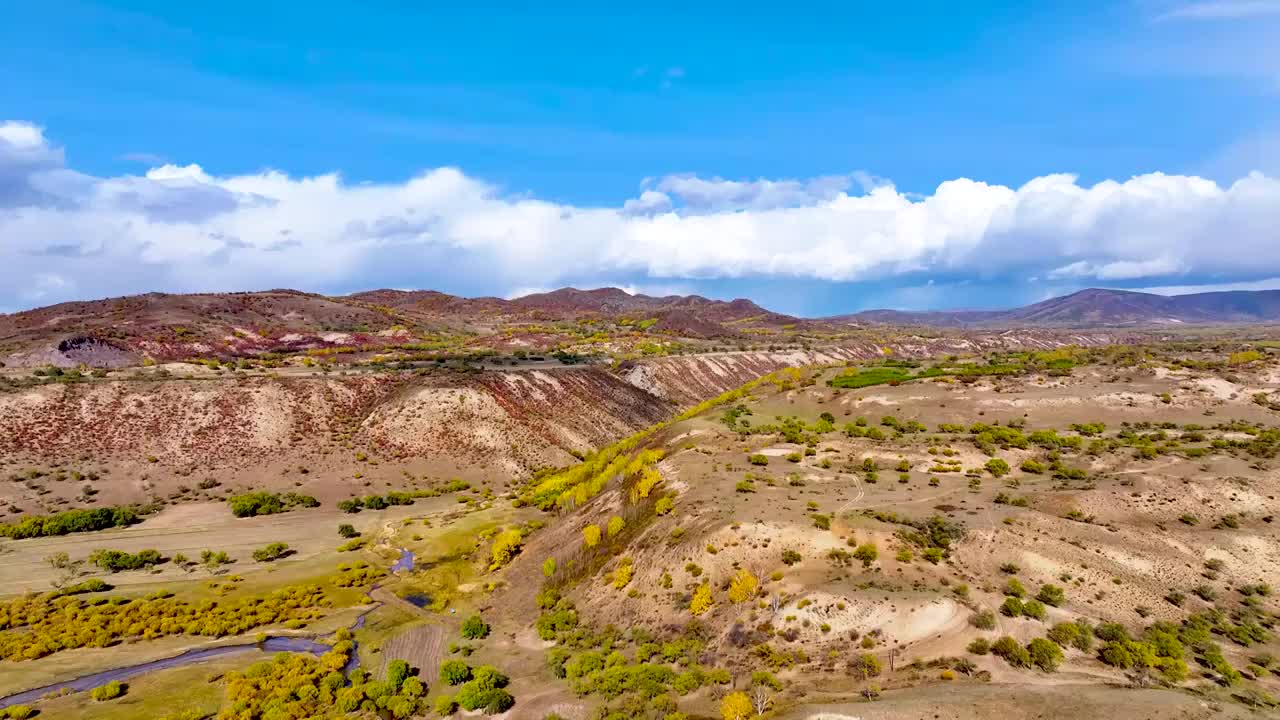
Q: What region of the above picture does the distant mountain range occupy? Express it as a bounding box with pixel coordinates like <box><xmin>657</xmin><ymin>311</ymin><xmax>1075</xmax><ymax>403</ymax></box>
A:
<box><xmin>0</xmin><ymin>286</ymin><xmax>797</xmax><ymax>367</ymax></box>
<box><xmin>832</xmin><ymin>288</ymin><xmax>1280</xmax><ymax>327</ymax></box>
<box><xmin>6</xmin><ymin>285</ymin><xmax>1280</xmax><ymax>368</ymax></box>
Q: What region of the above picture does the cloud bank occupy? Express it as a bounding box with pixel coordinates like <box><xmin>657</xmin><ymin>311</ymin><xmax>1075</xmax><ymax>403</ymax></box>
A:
<box><xmin>3</xmin><ymin>120</ymin><xmax>1280</xmax><ymax>311</ymax></box>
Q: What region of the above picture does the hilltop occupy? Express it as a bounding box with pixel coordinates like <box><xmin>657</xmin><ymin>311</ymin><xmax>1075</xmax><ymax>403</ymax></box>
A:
<box><xmin>835</xmin><ymin>288</ymin><xmax>1280</xmax><ymax>328</ymax></box>
<box><xmin>0</xmin><ymin>287</ymin><xmax>806</xmax><ymax>369</ymax></box>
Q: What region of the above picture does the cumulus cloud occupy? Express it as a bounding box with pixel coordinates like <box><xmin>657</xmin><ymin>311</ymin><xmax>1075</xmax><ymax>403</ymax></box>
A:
<box><xmin>4</xmin><ymin>119</ymin><xmax>1280</xmax><ymax>310</ymax></box>
<box><xmin>651</xmin><ymin>174</ymin><xmax>855</xmax><ymax>212</ymax></box>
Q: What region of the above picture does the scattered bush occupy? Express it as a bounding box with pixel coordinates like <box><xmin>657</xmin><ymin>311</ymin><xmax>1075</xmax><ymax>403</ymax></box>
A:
<box><xmin>991</xmin><ymin>635</ymin><xmax>1031</xmax><ymax>668</ymax></box>
<box><xmin>89</xmin><ymin>548</ymin><xmax>163</xmax><ymax>572</ymax></box>
<box><xmin>461</xmin><ymin>615</ymin><xmax>490</xmax><ymax>640</ymax></box>
<box><xmin>440</xmin><ymin>659</ymin><xmax>473</xmax><ymax>685</ymax></box>
<box><xmin>251</xmin><ymin>542</ymin><xmax>291</xmax><ymax>563</ymax></box>
<box><xmin>1001</xmin><ymin>597</ymin><xmax>1024</xmax><ymax>617</ymax></box>
<box><xmin>1028</xmin><ymin>637</ymin><xmax>1063</xmax><ymax>672</ymax></box>
<box><xmin>970</xmin><ymin>609</ymin><xmax>997</xmax><ymax>630</ymax></box>
<box><xmin>90</xmin><ymin>680</ymin><xmax>126</xmax><ymax>701</ymax></box>
<box><xmin>0</xmin><ymin>506</ymin><xmax>140</xmax><ymax>539</ymax></box>
<box><xmin>1036</xmin><ymin>584</ymin><xmax>1066</xmax><ymax>607</ymax></box>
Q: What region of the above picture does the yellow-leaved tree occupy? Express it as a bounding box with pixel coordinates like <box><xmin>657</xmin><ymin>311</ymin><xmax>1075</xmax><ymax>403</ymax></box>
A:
<box><xmin>690</xmin><ymin>582</ymin><xmax>713</xmax><ymax>615</ymax></box>
<box><xmin>720</xmin><ymin>690</ymin><xmax>753</xmax><ymax>720</ymax></box>
<box><xmin>606</xmin><ymin>515</ymin><xmax>625</xmax><ymax>538</ymax></box>
<box><xmin>612</xmin><ymin>558</ymin><xmax>633</xmax><ymax>589</ymax></box>
<box><xmin>629</xmin><ymin>467</ymin><xmax>662</xmax><ymax>503</ymax></box>
<box><xmin>582</xmin><ymin>524</ymin><xmax>601</xmax><ymax>548</ymax></box>
<box><xmin>728</xmin><ymin>569</ymin><xmax>758</xmax><ymax>603</ymax></box>
<box><xmin>489</xmin><ymin>529</ymin><xmax>523</xmax><ymax>570</ymax></box>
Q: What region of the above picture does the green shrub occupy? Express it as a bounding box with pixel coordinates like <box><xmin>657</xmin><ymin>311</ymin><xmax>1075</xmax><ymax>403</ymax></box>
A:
<box><xmin>461</xmin><ymin>615</ymin><xmax>490</xmax><ymax>640</ymax></box>
<box><xmin>970</xmin><ymin>609</ymin><xmax>997</xmax><ymax>630</ymax></box>
<box><xmin>228</xmin><ymin>491</ymin><xmax>318</xmax><ymax>518</ymax></box>
<box><xmin>991</xmin><ymin>636</ymin><xmax>1031</xmax><ymax>668</ymax></box>
<box><xmin>89</xmin><ymin>548</ymin><xmax>163</xmax><ymax>572</ymax></box>
<box><xmin>386</xmin><ymin>659</ymin><xmax>411</xmax><ymax>691</ymax></box>
<box><xmin>1028</xmin><ymin>637</ymin><xmax>1063</xmax><ymax>672</ymax></box>
<box><xmin>454</xmin><ymin>665</ymin><xmax>512</xmax><ymax>712</ymax></box>
<box><xmin>1001</xmin><ymin>597</ymin><xmax>1024</xmax><ymax>617</ymax></box>
<box><xmin>440</xmin><ymin>660</ymin><xmax>473</xmax><ymax>685</ymax></box>
<box><xmin>90</xmin><ymin>680</ymin><xmax>126</xmax><ymax>701</ymax></box>
<box><xmin>433</xmin><ymin>695</ymin><xmax>457</xmax><ymax>715</ymax></box>
<box><xmin>853</xmin><ymin>543</ymin><xmax>878</xmax><ymax>567</ymax></box>
<box><xmin>0</xmin><ymin>506</ymin><xmax>139</xmax><ymax>539</ymax></box>
<box><xmin>1021</xmin><ymin>599</ymin><xmax>1046</xmax><ymax>621</ymax></box>
<box><xmin>252</xmin><ymin>542</ymin><xmax>291</xmax><ymax>562</ymax></box>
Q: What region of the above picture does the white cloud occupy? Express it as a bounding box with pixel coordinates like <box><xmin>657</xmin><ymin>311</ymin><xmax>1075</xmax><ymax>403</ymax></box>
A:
<box><xmin>1049</xmin><ymin>256</ymin><xmax>1186</xmax><ymax>280</ymax></box>
<box><xmin>652</xmin><ymin>174</ymin><xmax>854</xmax><ymax>211</ymax></box>
<box><xmin>621</xmin><ymin>190</ymin><xmax>673</xmax><ymax>216</ymax></box>
<box><xmin>1135</xmin><ymin>277</ymin><xmax>1280</xmax><ymax>294</ymax></box>
<box><xmin>5</xmin><ymin>120</ymin><xmax>1280</xmax><ymax>309</ymax></box>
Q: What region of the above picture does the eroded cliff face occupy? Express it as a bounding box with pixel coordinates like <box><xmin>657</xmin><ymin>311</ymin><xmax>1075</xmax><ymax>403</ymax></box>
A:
<box><xmin>0</xmin><ymin>335</ymin><xmax>1122</xmax><ymax>492</ymax></box>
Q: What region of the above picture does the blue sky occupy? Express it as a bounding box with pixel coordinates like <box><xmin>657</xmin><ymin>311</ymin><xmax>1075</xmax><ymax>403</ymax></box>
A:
<box><xmin>2</xmin><ymin>0</ymin><xmax>1279</xmax><ymax>316</ymax></box>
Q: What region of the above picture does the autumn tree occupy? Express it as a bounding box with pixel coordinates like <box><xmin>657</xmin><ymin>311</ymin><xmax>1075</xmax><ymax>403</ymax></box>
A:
<box><xmin>690</xmin><ymin>583</ymin><xmax>713</xmax><ymax>615</ymax></box>
<box><xmin>728</xmin><ymin>569</ymin><xmax>758</xmax><ymax>603</ymax></box>
<box><xmin>721</xmin><ymin>690</ymin><xmax>753</xmax><ymax>720</ymax></box>
<box><xmin>606</xmin><ymin>515</ymin><xmax>625</xmax><ymax>538</ymax></box>
<box><xmin>489</xmin><ymin>529</ymin><xmax>523</xmax><ymax>570</ymax></box>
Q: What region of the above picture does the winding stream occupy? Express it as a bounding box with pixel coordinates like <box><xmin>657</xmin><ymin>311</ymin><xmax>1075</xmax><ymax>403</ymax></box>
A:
<box><xmin>0</xmin><ymin>637</ymin><xmax>332</xmax><ymax>709</ymax></box>
<box><xmin>0</xmin><ymin>549</ymin><xmax>417</xmax><ymax>710</ymax></box>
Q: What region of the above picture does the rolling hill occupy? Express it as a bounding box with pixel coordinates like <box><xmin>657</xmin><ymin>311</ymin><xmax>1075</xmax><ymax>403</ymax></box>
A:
<box><xmin>833</xmin><ymin>288</ymin><xmax>1280</xmax><ymax>327</ymax></box>
<box><xmin>0</xmin><ymin>287</ymin><xmax>801</xmax><ymax>368</ymax></box>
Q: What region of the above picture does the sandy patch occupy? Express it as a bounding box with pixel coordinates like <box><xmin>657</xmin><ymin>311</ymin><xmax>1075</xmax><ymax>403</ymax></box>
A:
<box><xmin>1193</xmin><ymin>377</ymin><xmax>1240</xmax><ymax>400</ymax></box>
<box><xmin>854</xmin><ymin>395</ymin><xmax>899</xmax><ymax>407</ymax></box>
<box><xmin>779</xmin><ymin>592</ymin><xmax>964</xmax><ymax>647</ymax></box>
